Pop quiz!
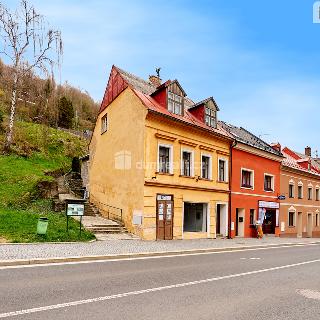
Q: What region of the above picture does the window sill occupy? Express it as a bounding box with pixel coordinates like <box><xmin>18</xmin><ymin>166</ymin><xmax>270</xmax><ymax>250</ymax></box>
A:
<box><xmin>264</xmin><ymin>190</ymin><xmax>274</xmax><ymax>193</ymax></box>
<box><xmin>198</xmin><ymin>177</ymin><xmax>213</xmax><ymax>182</ymax></box>
<box><xmin>179</xmin><ymin>175</ymin><xmax>195</xmax><ymax>179</ymax></box>
<box><xmin>288</xmin><ymin>226</ymin><xmax>295</xmax><ymax>228</ymax></box>
<box><xmin>241</xmin><ymin>186</ymin><xmax>253</xmax><ymax>190</ymax></box>
<box><xmin>156</xmin><ymin>172</ymin><xmax>174</xmax><ymax>176</ymax></box>
<box><xmin>217</xmin><ymin>180</ymin><xmax>229</xmax><ymax>184</ymax></box>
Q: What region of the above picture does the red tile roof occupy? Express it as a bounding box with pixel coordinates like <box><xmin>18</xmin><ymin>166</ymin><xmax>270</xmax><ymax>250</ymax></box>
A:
<box><xmin>105</xmin><ymin>66</ymin><xmax>233</xmax><ymax>141</ymax></box>
<box><xmin>282</xmin><ymin>148</ymin><xmax>320</xmax><ymax>177</ymax></box>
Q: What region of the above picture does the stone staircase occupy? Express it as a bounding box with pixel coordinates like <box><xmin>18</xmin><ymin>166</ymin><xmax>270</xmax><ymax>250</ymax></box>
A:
<box><xmin>53</xmin><ymin>172</ymin><xmax>130</xmax><ymax>238</ymax></box>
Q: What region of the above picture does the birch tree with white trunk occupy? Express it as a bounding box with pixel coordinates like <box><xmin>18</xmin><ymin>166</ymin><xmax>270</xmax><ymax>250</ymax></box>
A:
<box><xmin>0</xmin><ymin>0</ymin><xmax>62</xmax><ymax>152</ymax></box>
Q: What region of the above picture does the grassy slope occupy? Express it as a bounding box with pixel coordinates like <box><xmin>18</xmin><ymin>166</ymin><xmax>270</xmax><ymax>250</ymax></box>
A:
<box><xmin>0</xmin><ymin>121</ymin><xmax>94</xmax><ymax>242</ymax></box>
<box><xmin>0</xmin><ymin>121</ymin><xmax>87</xmax><ymax>207</ymax></box>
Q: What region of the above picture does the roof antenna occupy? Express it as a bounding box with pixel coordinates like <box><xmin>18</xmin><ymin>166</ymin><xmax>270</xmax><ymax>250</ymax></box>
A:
<box><xmin>156</xmin><ymin>67</ymin><xmax>161</xmax><ymax>79</ymax></box>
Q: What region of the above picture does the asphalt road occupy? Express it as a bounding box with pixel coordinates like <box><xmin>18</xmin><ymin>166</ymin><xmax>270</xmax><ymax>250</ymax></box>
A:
<box><xmin>0</xmin><ymin>243</ymin><xmax>319</xmax><ymax>319</ymax></box>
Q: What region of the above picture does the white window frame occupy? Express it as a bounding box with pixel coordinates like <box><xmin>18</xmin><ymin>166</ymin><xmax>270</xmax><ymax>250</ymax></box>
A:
<box><xmin>264</xmin><ymin>173</ymin><xmax>275</xmax><ymax>192</ymax></box>
<box><xmin>289</xmin><ymin>182</ymin><xmax>295</xmax><ymax>198</ymax></box>
<box><xmin>298</xmin><ymin>181</ymin><xmax>303</xmax><ymax>199</ymax></box>
<box><xmin>241</xmin><ymin>168</ymin><xmax>254</xmax><ymax>190</ymax></box>
<box><xmin>157</xmin><ymin>143</ymin><xmax>173</xmax><ymax>174</ymax></box>
<box><xmin>288</xmin><ymin>209</ymin><xmax>296</xmax><ymax>227</ymax></box>
<box><xmin>308</xmin><ymin>186</ymin><xmax>313</xmax><ymax>200</ymax></box>
<box><xmin>181</xmin><ymin>149</ymin><xmax>194</xmax><ymax>177</ymax></box>
<box><xmin>201</xmin><ymin>153</ymin><xmax>212</xmax><ymax>180</ymax></box>
<box><xmin>217</xmin><ymin>157</ymin><xmax>228</xmax><ymax>182</ymax></box>
<box><xmin>101</xmin><ymin>114</ymin><xmax>108</xmax><ymax>134</ymax></box>
<box><xmin>315</xmin><ymin>213</ymin><xmax>319</xmax><ymax>227</ymax></box>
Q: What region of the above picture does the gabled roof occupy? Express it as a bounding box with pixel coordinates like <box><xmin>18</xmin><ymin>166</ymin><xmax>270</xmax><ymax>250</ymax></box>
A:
<box><xmin>291</xmin><ymin>150</ymin><xmax>320</xmax><ymax>173</ymax></box>
<box><xmin>101</xmin><ymin>66</ymin><xmax>232</xmax><ymax>141</ymax></box>
<box><xmin>218</xmin><ymin>121</ymin><xmax>283</xmax><ymax>157</ymax></box>
<box><xmin>150</xmin><ymin>79</ymin><xmax>187</xmax><ymax>97</ymax></box>
<box><xmin>282</xmin><ymin>148</ymin><xmax>320</xmax><ymax>177</ymax></box>
<box><xmin>116</xmin><ymin>66</ymin><xmax>157</xmax><ymax>95</ymax></box>
<box><xmin>188</xmin><ymin>97</ymin><xmax>220</xmax><ymax>111</ymax></box>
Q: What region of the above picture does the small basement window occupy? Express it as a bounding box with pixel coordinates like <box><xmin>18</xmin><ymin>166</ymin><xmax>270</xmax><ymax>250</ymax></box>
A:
<box><xmin>101</xmin><ymin>114</ymin><xmax>108</xmax><ymax>134</ymax></box>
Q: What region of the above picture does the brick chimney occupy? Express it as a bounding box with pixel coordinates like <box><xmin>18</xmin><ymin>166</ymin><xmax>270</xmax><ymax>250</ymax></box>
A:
<box><xmin>149</xmin><ymin>75</ymin><xmax>161</xmax><ymax>88</ymax></box>
<box><xmin>271</xmin><ymin>142</ymin><xmax>281</xmax><ymax>153</ymax></box>
<box><xmin>305</xmin><ymin>146</ymin><xmax>311</xmax><ymax>157</ymax></box>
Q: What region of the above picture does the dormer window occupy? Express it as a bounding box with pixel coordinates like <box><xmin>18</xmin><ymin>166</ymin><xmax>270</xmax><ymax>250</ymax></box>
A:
<box><xmin>168</xmin><ymin>92</ymin><xmax>182</xmax><ymax>115</ymax></box>
<box><xmin>205</xmin><ymin>107</ymin><xmax>217</xmax><ymax>128</ymax></box>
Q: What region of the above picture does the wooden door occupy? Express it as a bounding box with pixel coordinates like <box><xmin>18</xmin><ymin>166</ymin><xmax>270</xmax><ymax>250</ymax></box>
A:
<box><xmin>157</xmin><ymin>195</ymin><xmax>173</xmax><ymax>240</ymax></box>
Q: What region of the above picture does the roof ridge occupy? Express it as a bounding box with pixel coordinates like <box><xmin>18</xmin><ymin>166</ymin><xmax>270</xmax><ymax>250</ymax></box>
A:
<box><xmin>114</xmin><ymin>65</ymin><xmax>156</xmax><ymax>88</ymax></box>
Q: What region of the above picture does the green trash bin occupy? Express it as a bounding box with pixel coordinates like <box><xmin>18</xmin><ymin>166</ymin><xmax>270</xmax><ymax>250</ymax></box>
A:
<box><xmin>37</xmin><ymin>217</ymin><xmax>49</xmax><ymax>235</ymax></box>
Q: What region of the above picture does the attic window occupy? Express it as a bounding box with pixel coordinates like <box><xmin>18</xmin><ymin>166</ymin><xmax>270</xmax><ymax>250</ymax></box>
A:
<box><xmin>205</xmin><ymin>107</ymin><xmax>216</xmax><ymax>128</ymax></box>
<box><xmin>168</xmin><ymin>92</ymin><xmax>183</xmax><ymax>115</ymax></box>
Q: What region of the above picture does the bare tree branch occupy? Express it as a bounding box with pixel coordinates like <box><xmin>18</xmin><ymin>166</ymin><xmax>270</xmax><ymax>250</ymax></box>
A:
<box><xmin>0</xmin><ymin>0</ymin><xmax>63</xmax><ymax>152</ymax></box>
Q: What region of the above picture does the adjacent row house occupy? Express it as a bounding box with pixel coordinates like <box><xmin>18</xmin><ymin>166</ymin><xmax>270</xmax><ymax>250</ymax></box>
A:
<box><xmin>88</xmin><ymin>66</ymin><xmax>320</xmax><ymax>240</ymax></box>
<box><xmin>279</xmin><ymin>146</ymin><xmax>320</xmax><ymax>238</ymax></box>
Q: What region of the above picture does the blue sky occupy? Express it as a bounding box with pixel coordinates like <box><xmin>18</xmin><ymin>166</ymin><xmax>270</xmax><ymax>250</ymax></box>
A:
<box><xmin>7</xmin><ymin>0</ymin><xmax>320</xmax><ymax>153</ymax></box>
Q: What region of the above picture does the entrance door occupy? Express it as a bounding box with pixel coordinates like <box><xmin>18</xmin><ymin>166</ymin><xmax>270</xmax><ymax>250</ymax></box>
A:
<box><xmin>307</xmin><ymin>213</ymin><xmax>313</xmax><ymax>238</ymax></box>
<box><xmin>263</xmin><ymin>210</ymin><xmax>276</xmax><ymax>234</ymax></box>
<box><xmin>236</xmin><ymin>208</ymin><xmax>245</xmax><ymax>237</ymax></box>
<box><xmin>216</xmin><ymin>204</ymin><xmax>228</xmax><ymax>237</ymax></box>
<box><xmin>216</xmin><ymin>204</ymin><xmax>221</xmax><ymax>235</ymax></box>
<box><xmin>297</xmin><ymin>212</ymin><xmax>302</xmax><ymax>238</ymax></box>
<box><xmin>156</xmin><ymin>195</ymin><xmax>173</xmax><ymax>240</ymax></box>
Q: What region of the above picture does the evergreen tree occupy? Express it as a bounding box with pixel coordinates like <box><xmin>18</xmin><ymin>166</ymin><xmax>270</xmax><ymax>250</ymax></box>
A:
<box><xmin>58</xmin><ymin>96</ymin><xmax>74</xmax><ymax>129</ymax></box>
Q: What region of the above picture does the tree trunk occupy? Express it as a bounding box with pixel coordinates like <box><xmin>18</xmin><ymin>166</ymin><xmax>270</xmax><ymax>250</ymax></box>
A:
<box><xmin>4</xmin><ymin>73</ymin><xmax>18</xmax><ymax>153</ymax></box>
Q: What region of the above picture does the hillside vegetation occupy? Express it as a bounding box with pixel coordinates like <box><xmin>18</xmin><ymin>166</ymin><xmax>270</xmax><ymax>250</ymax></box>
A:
<box><xmin>0</xmin><ymin>121</ymin><xmax>87</xmax><ymax>208</ymax></box>
<box><xmin>0</xmin><ymin>121</ymin><xmax>95</xmax><ymax>242</ymax></box>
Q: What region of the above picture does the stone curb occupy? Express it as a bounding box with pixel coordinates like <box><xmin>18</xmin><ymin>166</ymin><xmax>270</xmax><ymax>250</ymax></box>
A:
<box><xmin>0</xmin><ymin>241</ymin><xmax>319</xmax><ymax>267</ymax></box>
<box><xmin>0</xmin><ymin>239</ymin><xmax>97</xmax><ymax>245</ymax></box>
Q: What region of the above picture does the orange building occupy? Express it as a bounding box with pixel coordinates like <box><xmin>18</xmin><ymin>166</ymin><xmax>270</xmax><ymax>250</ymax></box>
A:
<box><xmin>219</xmin><ymin>123</ymin><xmax>283</xmax><ymax>238</ymax></box>
<box><xmin>279</xmin><ymin>146</ymin><xmax>320</xmax><ymax>238</ymax></box>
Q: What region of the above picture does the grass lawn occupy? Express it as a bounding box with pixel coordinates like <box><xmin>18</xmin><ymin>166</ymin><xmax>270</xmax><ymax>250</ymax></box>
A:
<box><xmin>0</xmin><ymin>206</ymin><xmax>95</xmax><ymax>243</ymax></box>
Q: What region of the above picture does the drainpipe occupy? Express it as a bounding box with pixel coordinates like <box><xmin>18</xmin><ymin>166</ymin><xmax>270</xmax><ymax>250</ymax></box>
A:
<box><xmin>228</xmin><ymin>139</ymin><xmax>237</xmax><ymax>239</ymax></box>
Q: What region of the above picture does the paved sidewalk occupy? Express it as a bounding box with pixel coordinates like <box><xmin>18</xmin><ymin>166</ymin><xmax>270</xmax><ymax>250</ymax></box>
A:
<box><xmin>0</xmin><ymin>237</ymin><xmax>319</xmax><ymax>261</ymax></box>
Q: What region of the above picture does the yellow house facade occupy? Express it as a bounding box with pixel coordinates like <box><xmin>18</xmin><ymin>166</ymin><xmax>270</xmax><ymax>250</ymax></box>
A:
<box><xmin>89</xmin><ymin>66</ymin><xmax>233</xmax><ymax>240</ymax></box>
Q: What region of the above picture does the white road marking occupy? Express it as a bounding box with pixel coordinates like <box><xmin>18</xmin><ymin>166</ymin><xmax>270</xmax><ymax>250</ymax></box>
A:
<box><xmin>240</xmin><ymin>257</ymin><xmax>261</xmax><ymax>260</ymax></box>
<box><xmin>296</xmin><ymin>289</ymin><xmax>320</xmax><ymax>301</ymax></box>
<box><xmin>0</xmin><ymin>243</ymin><xmax>318</xmax><ymax>270</ymax></box>
<box><xmin>0</xmin><ymin>259</ymin><xmax>319</xmax><ymax>318</ymax></box>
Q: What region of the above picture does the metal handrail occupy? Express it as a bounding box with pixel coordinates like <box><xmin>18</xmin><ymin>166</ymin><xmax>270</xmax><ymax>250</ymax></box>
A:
<box><xmin>95</xmin><ymin>201</ymin><xmax>123</xmax><ymax>223</ymax></box>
